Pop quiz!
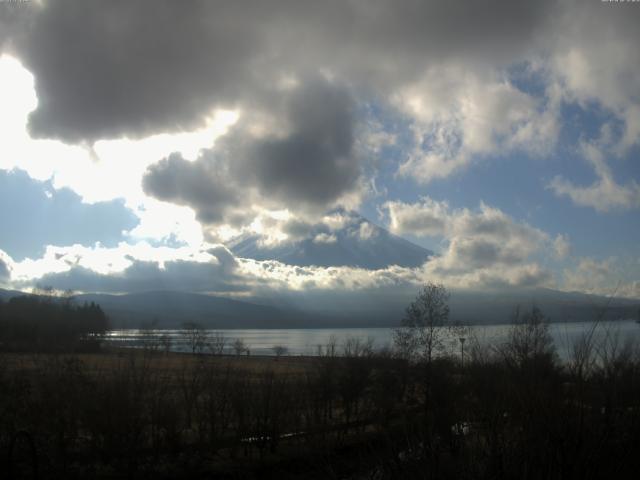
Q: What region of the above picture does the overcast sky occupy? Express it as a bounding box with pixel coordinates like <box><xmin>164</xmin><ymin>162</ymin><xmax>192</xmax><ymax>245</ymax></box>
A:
<box><xmin>0</xmin><ymin>0</ymin><xmax>638</xmax><ymax>299</ymax></box>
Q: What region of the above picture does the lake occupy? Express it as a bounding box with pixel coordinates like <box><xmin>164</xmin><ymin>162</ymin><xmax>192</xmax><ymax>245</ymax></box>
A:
<box><xmin>106</xmin><ymin>319</ymin><xmax>640</xmax><ymax>361</ymax></box>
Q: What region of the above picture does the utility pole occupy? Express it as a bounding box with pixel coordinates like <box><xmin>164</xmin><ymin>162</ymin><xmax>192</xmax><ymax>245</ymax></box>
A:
<box><xmin>459</xmin><ymin>337</ymin><xmax>466</xmax><ymax>367</ymax></box>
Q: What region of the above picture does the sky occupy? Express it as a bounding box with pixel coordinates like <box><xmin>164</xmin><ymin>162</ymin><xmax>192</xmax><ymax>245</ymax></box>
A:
<box><xmin>0</xmin><ymin>0</ymin><xmax>638</xmax><ymax>300</ymax></box>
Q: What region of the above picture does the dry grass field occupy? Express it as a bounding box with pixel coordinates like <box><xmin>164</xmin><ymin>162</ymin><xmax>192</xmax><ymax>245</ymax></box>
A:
<box><xmin>1</xmin><ymin>349</ymin><xmax>317</xmax><ymax>377</ymax></box>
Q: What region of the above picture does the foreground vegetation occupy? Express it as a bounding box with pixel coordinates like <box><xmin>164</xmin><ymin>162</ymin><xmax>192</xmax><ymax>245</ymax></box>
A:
<box><xmin>2</xmin><ymin>286</ymin><xmax>640</xmax><ymax>478</ymax></box>
<box><xmin>1</xmin><ymin>329</ymin><xmax>640</xmax><ymax>478</ymax></box>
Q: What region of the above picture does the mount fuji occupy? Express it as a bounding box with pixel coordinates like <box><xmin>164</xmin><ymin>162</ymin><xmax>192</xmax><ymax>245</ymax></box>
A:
<box><xmin>228</xmin><ymin>212</ymin><xmax>432</xmax><ymax>269</ymax></box>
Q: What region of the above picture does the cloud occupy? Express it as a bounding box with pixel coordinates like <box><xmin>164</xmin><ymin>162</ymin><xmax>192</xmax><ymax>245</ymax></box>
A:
<box><xmin>3</xmin><ymin>0</ymin><xmax>555</xmax><ymax>144</ymax></box>
<box><xmin>143</xmin><ymin>77</ymin><xmax>361</xmax><ymax>224</ymax></box>
<box><xmin>231</xmin><ymin>209</ymin><xmax>365</xmax><ymax>249</ymax></box>
<box><xmin>1</xmin><ymin>0</ymin><xmax>638</xmax><ymax>300</ymax></box>
<box><xmin>0</xmin><ymin>168</ymin><xmax>139</xmax><ymax>260</ymax></box>
<box><xmin>10</xmin><ymin>243</ymin><xmax>244</xmax><ymax>294</ymax></box>
<box><xmin>553</xmin><ymin>234</ymin><xmax>571</xmax><ymax>260</ymax></box>
<box><xmin>386</xmin><ymin>197</ymin><xmax>450</xmax><ymax>237</ymax></box>
<box><xmin>395</xmin><ymin>66</ymin><xmax>559</xmax><ymax>182</ymax></box>
<box><xmin>356</xmin><ymin>222</ymin><xmax>378</xmax><ymax>241</ymax></box>
<box><xmin>231</xmin><ymin>78</ymin><xmax>359</xmax><ymax>209</ymax></box>
<box><xmin>0</xmin><ymin>2</ymin><xmax>30</xmax><ymax>49</ymax></box>
<box><xmin>0</xmin><ymin>250</ymin><xmax>11</xmax><ymax>283</ymax></box>
<box><xmin>560</xmin><ymin>255</ymin><xmax>640</xmax><ymax>300</ymax></box>
<box><xmin>383</xmin><ymin>198</ymin><xmax>555</xmax><ymax>288</ymax></box>
<box><xmin>2</xmin><ymin>0</ymin><xmax>636</xmax><ymax>194</ymax></box>
<box><xmin>313</xmin><ymin>233</ymin><xmax>337</xmax><ymax>245</ymax></box>
<box><xmin>0</xmin><ymin>53</ymin><xmax>238</xmax><ymax>207</ymax></box>
<box><xmin>3</xmin><ymin>228</ymin><xmax>544</xmax><ymax>296</ymax></box>
<box><xmin>546</xmin><ymin>0</ymin><xmax>640</xmax><ymax>150</ymax></box>
<box><xmin>385</xmin><ymin>197</ymin><xmax>548</xmax><ymax>256</ymax></box>
<box><xmin>570</xmin><ymin>257</ymin><xmax>611</xmax><ymax>282</ymax></box>
<box><xmin>548</xmin><ymin>141</ymin><xmax>640</xmax><ymax>212</ymax></box>
<box><xmin>563</xmin><ymin>257</ymin><xmax>614</xmax><ymax>295</ymax></box>
<box><xmin>8</xmin><ymin>1</ymin><xmax>262</xmax><ymax>142</ymax></box>
<box><xmin>7</xmin><ymin>240</ymin><xmax>419</xmax><ymax>294</ymax></box>
<box><xmin>33</xmin><ymin>259</ymin><xmax>244</xmax><ymax>295</ymax></box>
<box><xmin>142</xmin><ymin>151</ymin><xmax>241</xmax><ymax>225</ymax></box>
<box><xmin>424</xmin><ymin>261</ymin><xmax>553</xmax><ymax>291</ymax></box>
<box><xmin>206</xmin><ymin>245</ymin><xmax>239</xmax><ymax>274</ymax></box>
<box><xmin>3</xmin><ymin>0</ymin><xmax>636</xmax><ymax>199</ymax></box>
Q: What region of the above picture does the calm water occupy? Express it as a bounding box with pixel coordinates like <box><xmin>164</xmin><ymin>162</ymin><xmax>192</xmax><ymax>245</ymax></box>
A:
<box><xmin>106</xmin><ymin>319</ymin><xmax>640</xmax><ymax>361</ymax></box>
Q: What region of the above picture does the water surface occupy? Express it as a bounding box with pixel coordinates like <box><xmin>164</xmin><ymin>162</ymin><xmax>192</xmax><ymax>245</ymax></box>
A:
<box><xmin>107</xmin><ymin>319</ymin><xmax>640</xmax><ymax>361</ymax></box>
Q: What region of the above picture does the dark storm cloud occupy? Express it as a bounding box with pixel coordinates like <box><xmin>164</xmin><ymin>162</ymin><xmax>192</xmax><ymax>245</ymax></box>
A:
<box><xmin>0</xmin><ymin>169</ymin><xmax>139</xmax><ymax>260</ymax></box>
<box><xmin>143</xmin><ymin>78</ymin><xmax>360</xmax><ymax>219</ymax></box>
<box><xmin>11</xmin><ymin>0</ymin><xmax>264</xmax><ymax>142</ymax></box>
<box><xmin>234</xmin><ymin>79</ymin><xmax>358</xmax><ymax>208</ymax></box>
<box><xmin>2</xmin><ymin>0</ymin><xmax>557</xmax><ymax>143</ymax></box>
<box><xmin>142</xmin><ymin>152</ymin><xmax>240</xmax><ymax>225</ymax></box>
<box><xmin>0</xmin><ymin>2</ymin><xmax>32</xmax><ymax>50</ymax></box>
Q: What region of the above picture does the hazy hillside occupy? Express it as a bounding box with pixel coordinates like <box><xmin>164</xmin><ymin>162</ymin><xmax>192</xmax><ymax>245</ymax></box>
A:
<box><xmin>84</xmin><ymin>288</ymin><xmax>640</xmax><ymax>329</ymax></box>
<box><xmin>2</xmin><ymin>287</ymin><xmax>639</xmax><ymax>329</ymax></box>
<box><xmin>75</xmin><ymin>291</ymin><xmax>312</xmax><ymax>329</ymax></box>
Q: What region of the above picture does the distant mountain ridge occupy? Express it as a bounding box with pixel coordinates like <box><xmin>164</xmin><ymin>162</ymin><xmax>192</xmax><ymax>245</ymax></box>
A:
<box><xmin>228</xmin><ymin>211</ymin><xmax>433</xmax><ymax>269</ymax></box>
<box><xmin>2</xmin><ymin>287</ymin><xmax>639</xmax><ymax>329</ymax></box>
<box><xmin>74</xmin><ymin>291</ymin><xmax>310</xmax><ymax>329</ymax></box>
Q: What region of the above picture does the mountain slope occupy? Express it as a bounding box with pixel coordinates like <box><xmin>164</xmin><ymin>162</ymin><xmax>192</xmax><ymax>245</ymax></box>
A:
<box><xmin>75</xmin><ymin>290</ymin><xmax>310</xmax><ymax>329</ymax></box>
<box><xmin>229</xmin><ymin>212</ymin><xmax>432</xmax><ymax>269</ymax></box>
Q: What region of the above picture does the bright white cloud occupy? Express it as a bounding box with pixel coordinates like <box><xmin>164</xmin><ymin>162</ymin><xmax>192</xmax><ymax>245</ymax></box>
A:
<box><xmin>383</xmin><ymin>197</ymin><xmax>556</xmax><ymax>289</ymax></box>
<box><xmin>0</xmin><ymin>249</ymin><xmax>13</xmax><ymax>285</ymax></box>
<box><xmin>386</xmin><ymin>198</ymin><xmax>548</xmax><ymax>253</ymax></box>
<box><xmin>386</xmin><ymin>197</ymin><xmax>450</xmax><ymax>237</ymax></box>
<box><xmin>9</xmin><ymin>242</ymin><xmax>217</xmax><ymax>283</ymax></box>
<box><xmin>313</xmin><ymin>233</ymin><xmax>337</xmax><ymax>244</ymax></box>
<box><xmin>0</xmin><ymin>54</ymin><xmax>36</xmax><ymax>136</ymax></box>
<box><xmin>394</xmin><ymin>65</ymin><xmax>558</xmax><ymax>182</ymax></box>
<box><xmin>127</xmin><ymin>200</ymin><xmax>204</xmax><ymax>247</ymax></box>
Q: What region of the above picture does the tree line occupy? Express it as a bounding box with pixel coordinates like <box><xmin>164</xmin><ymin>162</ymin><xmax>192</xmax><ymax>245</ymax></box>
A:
<box><xmin>0</xmin><ymin>291</ymin><xmax>109</xmax><ymax>352</ymax></box>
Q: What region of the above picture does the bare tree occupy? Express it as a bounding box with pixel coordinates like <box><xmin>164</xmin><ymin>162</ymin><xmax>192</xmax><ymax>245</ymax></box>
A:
<box><xmin>272</xmin><ymin>345</ymin><xmax>288</xmax><ymax>360</ymax></box>
<box><xmin>232</xmin><ymin>338</ymin><xmax>247</xmax><ymax>356</ymax></box>
<box><xmin>499</xmin><ymin>305</ymin><xmax>556</xmax><ymax>368</ymax></box>
<box><xmin>159</xmin><ymin>333</ymin><xmax>172</xmax><ymax>354</ymax></box>
<box><xmin>394</xmin><ymin>282</ymin><xmax>450</xmax><ymax>363</ymax></box>
<box><xmin>181</xmin><ymin>322</ymin><xmax>207</xmax><ymax>354</ymax></box>
<box><xmin>342</xmin><ymin>336</ymin><xmax>374</xmax><ymax>358</ymax></box>
<box><xmin>207</xmin><ymin>331</ymin><xmax>227</xmax><ymax>356</ymax></box>
<box><xmin>316</xmin><ymin>335</ymin><xmax>338</xmax><ymax>358</ymax></box>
